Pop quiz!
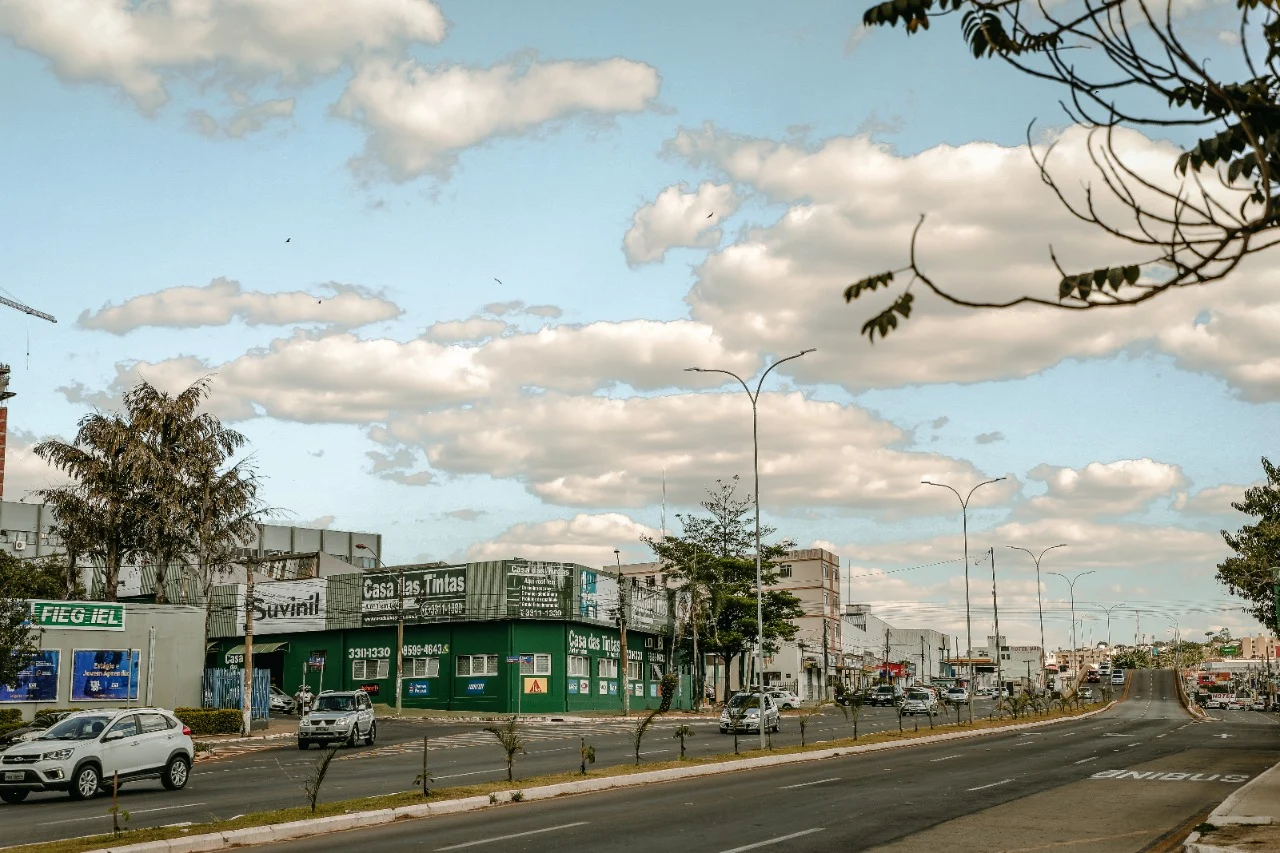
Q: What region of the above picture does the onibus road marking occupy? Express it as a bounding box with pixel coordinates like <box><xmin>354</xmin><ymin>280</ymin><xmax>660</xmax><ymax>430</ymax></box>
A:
<box><xmin>1090</xmin><ymin>770</ymin><xmax>1250</xmax><ymax>782</ymax></box>
<box><xmin>436</xmin><ymin>821</ymin><xmax>588</xmax><ymax>851</ymax></box>
<box><xmin>719</xmin><ymin>828</ymin><xmax>826</xmax><ymax>853</ymax></box>
<box><xmin>779</xmin><ymin>778</ymin><xmax>841</xmax><ymax>789</ymax></box>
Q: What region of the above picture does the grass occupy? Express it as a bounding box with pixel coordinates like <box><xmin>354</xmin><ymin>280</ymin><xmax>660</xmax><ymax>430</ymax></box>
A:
<box><xmin>7</xmin><ymin>702</ymin><xmax>1106</xmax><ymax>853</ymax></box>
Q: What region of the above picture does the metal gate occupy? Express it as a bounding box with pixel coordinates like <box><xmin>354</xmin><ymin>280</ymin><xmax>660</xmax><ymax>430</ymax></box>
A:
<box><xmin>202</xmin><ymin>668</ymin><xmax>270</xmax><ymax>720</ymax></box>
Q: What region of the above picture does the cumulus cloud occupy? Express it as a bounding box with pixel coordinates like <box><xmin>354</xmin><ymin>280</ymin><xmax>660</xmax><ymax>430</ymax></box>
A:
<box><xmin>1175</xmin><ymin>482</ymin><xmax>1250</xmax><ymax>516</ymax></box>
<box><xmin>378</xmin><ymin>391</ymin><xmax>1010</xmax><ymax>509</ymax></box>
<box><xmin>333</xmin><ymin>56</ymin><xmax>660</xmax><ymax>181</ymax></box>
<box><xmin>425</xmin><ymin>318</ymin><xmax>509</xmax><ymax>343</ymax></box>
<box><xmin>482</xmin><ymin>301</ymin><xmax>562</xmax><ymax>319</ymax></box>
<box><xmin>1</xmin><ymin>429</ymin><xmax>71</xmax><ymax>500</ymax></box>
<box><xmin>190</xmin><ymin>97</ymin><xmax>295</xmax><ymax>138</ymax></box>
<box><xmin>464</xmin><ymin>513</ymin><xmax>660</xmax><ymax>566</ymax></box>
<box><xmin>622</xmin><ymin>182</ymin><xmax>741</xmax><ymax>265</ymax></box>
<box><xmin>0</xmin><ymin>0</ymin><xmax>447</xmax><ymax>114</ymax></box>
<box><xmin>78</xmin><ymin>278</ymin><xmax>402</xmax><ymax>334</ymax></box>
<box><xmin>1024</xmin><ymin>459</ymin><xmax>1185</xmax><ymax>518</ymax></box>
<box><xmin>975</xmin><ymin>431</ymin><xmax>1004</xmax><ymax>444</ymax></box>
<box><xmin>366</xmin><ymin>448</ymin><xmax>433</xmax><ymax>486</ymax></box>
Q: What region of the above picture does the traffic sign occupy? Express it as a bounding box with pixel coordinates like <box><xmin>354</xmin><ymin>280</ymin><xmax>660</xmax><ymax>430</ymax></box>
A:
<box><xmin>506</xmin><ymin>655</ymin><xmax>522</xmax><ymax>663</ymax></box>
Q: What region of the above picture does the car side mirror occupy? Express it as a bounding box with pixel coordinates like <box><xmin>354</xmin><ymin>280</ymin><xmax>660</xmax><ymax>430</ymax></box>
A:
<box><xmin>102</xmin><ymin>731</ymin><xmax>124</xmax><ymax>742</ymax></box>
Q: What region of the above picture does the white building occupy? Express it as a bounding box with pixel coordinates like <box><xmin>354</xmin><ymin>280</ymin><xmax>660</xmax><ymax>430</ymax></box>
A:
<box><xmin>972</xmin><ymin>635</ymin><xmax>1045</xmax><ymax>690</ymax></box>
<box><xmin>841</xmin><ymin>604</ymin><xmax>952</xmax><ymax>688</ymax></box>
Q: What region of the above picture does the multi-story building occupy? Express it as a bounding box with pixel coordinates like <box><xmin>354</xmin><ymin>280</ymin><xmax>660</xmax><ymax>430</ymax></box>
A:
<box><xmin>1238</xmin><ymin>634</ymin><xmax>1280</xmax><ymax>661</ymax></box>
<box><xmin>971</xmin><ymin>635</ymin><xmax>1045</xmax><ymax>690</ymax></box>
<box><xmin>842</xmin><ymin>604</ymin><xmax>951</xmax><ymax>689</ymax></box>
<box><xmin>615</xmin><ymin>547</ymin><xmax>842</xmax><ymax>700</ymax></box>
<box><xmin>1052</xmin><ymin>645</ymin><xmax>1111</xmax><ymax>678</ymax></box>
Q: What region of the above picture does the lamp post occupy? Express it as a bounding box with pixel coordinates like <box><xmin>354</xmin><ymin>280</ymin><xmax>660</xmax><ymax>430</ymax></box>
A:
<box><xmin>686</xmin><ymin>347</ymin><xmax>815</xmax><ymax>750</ymax></box>
<box><xmin>1098</xmin><ymin>603</ymin><xmax>1127</xmax><ymax>650</ymax></box>
<box><xmin>1048</xmin><ymin>570</ymin><xmax>1094</xmax><ymax>685</ymax></box>
<box><xmin>922</xmin><ymin>476</ymin><xmax>1006</xmax><ymax>723</ymax></box>
<box><xmin>1006</xmin><ymin>544</ymin><xmax>1067</xmax><ymax>690</ymax></box>
<box><xmin>356</xmin><ymin>543</ymin><xmax>400</xmax><ymax>717</ymax></box>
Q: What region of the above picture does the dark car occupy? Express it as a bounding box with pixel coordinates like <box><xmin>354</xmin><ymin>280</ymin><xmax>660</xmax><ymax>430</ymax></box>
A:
<box><xmin>869</xmin><ymin>685</ymin><xmax>905</xmax><ymax>706</ymax></box>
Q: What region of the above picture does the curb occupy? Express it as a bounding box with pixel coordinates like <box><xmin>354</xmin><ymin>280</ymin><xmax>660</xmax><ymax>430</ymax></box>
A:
<box><xmin>83</xmin><ymin>702</ymin><xmax>1115</xmax><ymax>853</ymax></box>
<box><xmin>1180</xmin><ymin>740</ymin><xmax>1280</xmax><ymax>851</ymax></box>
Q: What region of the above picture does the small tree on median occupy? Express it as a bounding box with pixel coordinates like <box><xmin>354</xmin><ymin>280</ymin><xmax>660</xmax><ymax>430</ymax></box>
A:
<box><xmin>631</xmin><ymin>673</ymin><xmax>680</xmax><ymax>766</ymax></box>
<box><xmin>672</xmin><ymin>724</ymin><xmax>694</xmax><ymax>759</ymax></box>
<box><xmin>484</xmin><ymin>717</ymin><xmax>527</xmax><ymax>783</ymax></box>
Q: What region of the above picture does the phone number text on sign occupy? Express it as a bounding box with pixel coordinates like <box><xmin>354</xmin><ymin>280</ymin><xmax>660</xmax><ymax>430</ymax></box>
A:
<box><xmin>348</xmin><ymin>647</ymin><xmax>392</xmax><ymax>660</ymax></box>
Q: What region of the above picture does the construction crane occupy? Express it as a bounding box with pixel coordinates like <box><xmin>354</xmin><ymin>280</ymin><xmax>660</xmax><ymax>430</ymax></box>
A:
<box><xmin>0</xmin><ymin>293</ymin><xmax>56</xmax><ymax>324</ymax></box>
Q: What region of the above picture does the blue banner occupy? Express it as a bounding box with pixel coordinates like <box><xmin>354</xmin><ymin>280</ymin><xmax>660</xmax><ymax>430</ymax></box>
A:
<box><xmin>406</xmin><ymin>680</ymin><xmax>431</xmax><ymax>697</ymax></box>
<box><xmin>70</xmin><ymin>650</ymin><xmax>140</xmax><ymax>701</ymax></box>
<box><xmin>0</xmin><ymin>650</ymin><xmax>60</xmax><ymax>703</ymax></box>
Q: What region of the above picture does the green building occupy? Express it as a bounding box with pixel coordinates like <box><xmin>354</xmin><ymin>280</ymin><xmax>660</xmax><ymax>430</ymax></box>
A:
<box><xmin>205</xmin><ymin>559</ymin><xmax>689</xmax><ymax>713</ymax></box>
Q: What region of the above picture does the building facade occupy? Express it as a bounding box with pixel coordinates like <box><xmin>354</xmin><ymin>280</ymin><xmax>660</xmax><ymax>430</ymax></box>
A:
<box><xmin>971</xmin><ymin>635</ymin><xmax>1044</xmax><ymax>690</ymax></box>
<box><xmin>841</xmin><ymin>604</ymin><xmax>952</xmax><ymax>688</ymax></box>
<box><xmin>1238</xmin><ymin>635</ymin><xmax>1280</xmax><ymax>660</ymax></box>
<box><xmin>206</xmin><ymin>559</ymin><xmax>688</xmax><ymax>714</ymax></box>
<box><xmin>1051</xmin><ymin>645</ymin><xmax>1112</xmax><ymax>677</ymax></box>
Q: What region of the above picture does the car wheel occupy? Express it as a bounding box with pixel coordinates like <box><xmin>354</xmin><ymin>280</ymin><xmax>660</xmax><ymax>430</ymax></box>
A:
<box><xmin>162</xmin><ymin>755</ymin><xmax>190</xmax><ymax>791</ymax></box>
<box><xmin>719</xmin><ymin>726</ymin><xmax>727</xmax><ymax>734</ymax></box>
<box><xmin>364</xmin><ymin>721</ymin><xmax>377</xmax><ymax>746</ymax></box>
<box><xmin>0</xmin><ymin>790</ymin><xmax>28</xmax><ymax>804</ymax></box>
<box><xmin>69</xmin><ymin>764</ymin><xmax>100</xmax><ymax>801</ymax></box>
<box><xmin>298</xmin><ymin>739</ymin><xmax>310</xmax><ymax>750</ymax></box>
<box><xmin>346</xmin><ymin>727</ymin><xmax>358</xmax><ymax>748</ymax></box>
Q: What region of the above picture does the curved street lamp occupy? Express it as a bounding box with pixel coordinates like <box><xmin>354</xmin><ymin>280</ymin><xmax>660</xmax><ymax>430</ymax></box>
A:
<box><xmin>922</xmin><ymin>477</ymin><xmax>1006</xmax><ymax>722</ymax></box>
<box><xmin>1048</xmin><ymin>570</ymin><xmax>1095</xmax><ymax>682</ymax></box>
<box><xmin>1006</xmin><ymin>544</ymin><xmax>1067</xmax><ymax>689</ymax></box>
<box><xmin>685</xmin><ymin>347</ymin><xmax>815</xmax><ymax>750</ymax></box>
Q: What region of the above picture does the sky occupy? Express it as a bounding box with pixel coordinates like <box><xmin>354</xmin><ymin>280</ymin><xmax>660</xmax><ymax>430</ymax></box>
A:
<box><xmin>0</xmin><ymin>0</ymin><xmax>1274</xmax><ymax>654</ymax></box>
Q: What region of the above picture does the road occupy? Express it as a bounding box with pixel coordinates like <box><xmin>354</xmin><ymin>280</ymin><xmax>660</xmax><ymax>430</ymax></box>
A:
<box><xmin>2</xmin><ymin>673</ymin><xmax>1276</xmax><ymax>852</ymax></box>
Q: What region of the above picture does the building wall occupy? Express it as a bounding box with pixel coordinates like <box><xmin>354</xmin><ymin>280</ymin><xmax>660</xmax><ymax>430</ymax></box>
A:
<box><xmin>1238</xmin><ymin>635</ymin><xmax>1280</xmax><ymax>660</ymax></box>
<box><xmin>1052</xmin><ymin>646</ymin><xmax>1112</xmax><ymax>676</ymax></box>
<box><xmin>4</xmin><ymin>604</ymin><xmax>205</xmax><ymax>720</ymax></box>
<box><xmin>841</xmin><ymin>605</ymin><xmax>952</xmax><ymax>686</ymax></box>
<box><xmin>972</xmin><ymin>635</ymin><xmax>1044</xmax><ymax>688</ymax></box>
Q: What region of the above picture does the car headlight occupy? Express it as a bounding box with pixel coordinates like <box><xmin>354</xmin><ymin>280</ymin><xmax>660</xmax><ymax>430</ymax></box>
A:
<box><xmin>42</xmin><ymin>748</ymin><xmax>74</xmax><ymax>761</ymax></box>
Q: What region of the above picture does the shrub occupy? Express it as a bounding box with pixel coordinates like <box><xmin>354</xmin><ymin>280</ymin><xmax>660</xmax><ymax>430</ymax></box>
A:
<box><xmin>33</xmin><ymin>708</ymin><xmax>84</xmax><ymax>725</ymax></box>
<box><xmin>174</xmin><ymin>708</ymin><xmax>243</xmax><ymax>736</ymax></box>
<box><xmin>0</xmin><ymin>708</ymin><xmax>23</xmax><ymax>736</ymax></box>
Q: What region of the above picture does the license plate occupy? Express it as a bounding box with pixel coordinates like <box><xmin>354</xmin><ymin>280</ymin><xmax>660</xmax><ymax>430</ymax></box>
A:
<box><xmin>4</xmin><ymin>772</ymin><xmax>24</xmax><ymax>781</ymax></box>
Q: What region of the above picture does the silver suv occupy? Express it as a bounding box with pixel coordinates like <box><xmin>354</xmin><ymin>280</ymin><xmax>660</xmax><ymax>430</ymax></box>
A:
<box><xmin>0</xmin><ymin>709</ymin><xmax>193</xmax><ymax>803</ymax></box>
<box><xmin>298</xmin><ymin>691</ymin><xmax>376</xmax><ymax>749</ymax></box>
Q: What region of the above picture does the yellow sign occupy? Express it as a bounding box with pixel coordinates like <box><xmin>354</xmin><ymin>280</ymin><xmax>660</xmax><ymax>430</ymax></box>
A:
<box><xmin>523</xmin><ymin>677</ymin><xmax>548</xmax><ymax>694</ymax></box>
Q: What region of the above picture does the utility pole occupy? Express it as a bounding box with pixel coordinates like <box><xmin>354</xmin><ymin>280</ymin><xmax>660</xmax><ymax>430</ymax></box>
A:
<box><xmin>241</xmin><ymin>557</ymin><xmax>257</xmax><ymax>736</ymax></box>
<box><xmin>615</xmin><ymin>550</ymin><xmax>629</xmax><ymax>718</ymax></box>
<box><xmin>920</xmin><ymin>637</ymin><xmax>926</xmax><ymax>686</ymax></box>
<box><xmin>822</xmin><ymin>618</ymin><xmax>830</xmax><ymax>699</ymax></box>
<box><xmin>883</xmin><ymin>629</ymin><xmax>891</xmax><ymax>683</ymax></box>
<box><xmin>991</xmin><ymin>548</ymin><xmax>1003</xmax><ymax>696</ymax></box>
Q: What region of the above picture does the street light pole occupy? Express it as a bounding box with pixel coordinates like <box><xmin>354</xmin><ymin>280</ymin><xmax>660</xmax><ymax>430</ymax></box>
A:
<box><xmin>686</xmin><ymin>347</ymin><xmax>816</xmax><ymax>751</ymax></box>
<box><xmin>1098</xmin><ymin>603</ymin><xmax>1127</xmax><ymax>650</ymax></box>
<box><xmin>1006</xmin><ymin>544</ymin><xmax>1067</xmax><ymax>691</ymax></box>
<box><xmin>1048</xmin><ymin>570</ymin><xmax>1094</xmax><ymax>686</ymax></box>
<box><xmin>356</xmin><ymin>544</ymin><xmax>400</xmax><ymax>717</ymax></box>
<box><xmin>923</xmin><ymin>476</ymin><xmax>1007</xmax><ymax>723</ymax></box>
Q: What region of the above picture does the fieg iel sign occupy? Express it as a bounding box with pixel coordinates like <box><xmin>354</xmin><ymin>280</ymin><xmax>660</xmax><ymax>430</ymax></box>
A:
<box><xmin>30</xmin><ymin>601</ymin><xmax>125</xmax><ymax>631</ymax></box>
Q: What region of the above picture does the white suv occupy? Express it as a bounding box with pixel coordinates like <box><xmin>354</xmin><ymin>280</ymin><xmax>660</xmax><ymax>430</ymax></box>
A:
<box><xmin>298</xmin><ymin>691</ymin><xmax>377</xmax><ymax>749</ymax></box>
<box><xmin>0</xmin><ymin>709</ymin><xmax>193</xmax><ymax>803</ymax></box>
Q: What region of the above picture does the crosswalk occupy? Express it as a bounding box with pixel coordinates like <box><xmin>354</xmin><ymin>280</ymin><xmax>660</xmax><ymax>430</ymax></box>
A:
<box><xmin>342</xmin><ymin>718</ymin><xmax>720</xmax><ymax>761</ymax></box>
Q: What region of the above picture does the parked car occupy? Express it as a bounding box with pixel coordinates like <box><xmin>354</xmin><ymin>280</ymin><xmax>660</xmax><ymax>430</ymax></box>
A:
<box><xmin>0</xmin><ymin>712</ymin><xmax>74</xmax><ymax>752</ymax></box>
<box><xmin>1227</xmin><ymin>695</ymin><xmax>1252</xmax><ymax>711</ymax></box>
<box><xmin>901</xmin><ymin>690</ymin><xmax>939</xmax><ymax>716</ymax></box>
<box><xmin>1205</xmin><ymin>694</ymin><xmax>1230</xmax><ymax>709</ymax></box>
<box><xmin>766</xmin><ymin>689</ymin><xmax>800</xmax><ymax>710</ymax></box>
<box><xmin>269</xmin><ymin>685</ymin><xmax>296</xmax><ymax>714</ymax></box>
<box><xmin>719</xmin><ymin>692</ymin><xmax>780</xmax><ymax>733</ymax></box>
<box><xmin>0</xmin><ymin>709</ymin><xmax>193</xmax><ymax>803</ymax></box>
<box><xmin>945</xmin><ymin>686</ymin><xmax>969</xmax><ymax>704</ymax></box>
<box><xmin>298</xmin><ymin>690</ymin><xmax>377</xmax><ymax>749</ymax></box>
<box><xmin>1078</xmin><ymin>687</ymin><xmax>1094</xmax><ymax>701</ymax></box>
<box><xmin>868</xmin><ymin>685</ymin><xmax>905</xmax><ymax>707</ymax></box>
<box><xmin>1252</xmin><ymin>696</ymin><xmax>1269</xmax><ymax>711</ymax></box>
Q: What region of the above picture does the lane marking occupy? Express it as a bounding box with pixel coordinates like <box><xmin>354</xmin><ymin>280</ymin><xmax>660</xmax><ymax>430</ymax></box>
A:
<box><xmin>435</xmin><ymin>768</ymin><xmax>506</xmax><ymax>780</ymax></box>
<box><xmin>1128</xmin><ymin>743</ymin><xmax>1141</xmax><ymax>747</ymax></box>
<box><xmin>779</xmin><ymin>778</ymin><xmax>841</xmax><ymax>789</ymax></box>
<box><xmin>718</xmin><ymin>828</ymin><xmax>826</xmax><ymax>853</ymax></box>
<box><xmin>930</xmin><ymin>754</ymin><xmax>961</xmax><ymax>762</ymax></box>
<box><xmin>437</xmin><ymin>821</ymin><xmax>588</xmax><ymax>851</ymax></box>
<box><xmin>968</xmin><ymin>778</ymin><xmax>1014</xmax><ymax>791</ymax></box>
<box><xmin>37</xmin><ymin>802</ymin><xmax>207</xmax><ymax>826</ymax></box>
<box><xmin>1073</xmin><ymin>757</ymin><xmax>1098</xmax><ymax>765</ymax></box>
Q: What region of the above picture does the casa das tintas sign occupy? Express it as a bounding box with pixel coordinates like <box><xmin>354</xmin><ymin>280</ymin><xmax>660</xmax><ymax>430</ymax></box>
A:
<box><xmin>30</xmin><ymin>601</ymin><xmax>125</xmax><ymax>632</ymax></box>
<box><xmin>506</xmin><ymin>562</ymin><xmax>571</xmax><ymax>619</ymax></box>
<box><xmin>362</xmin><ymin>567</ymin><xmax>467</xmax><ymax>626</ymax></box>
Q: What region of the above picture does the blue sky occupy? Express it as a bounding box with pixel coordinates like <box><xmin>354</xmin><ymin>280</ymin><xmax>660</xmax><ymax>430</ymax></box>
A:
<box><xmin>1</xmin><ymin>0</ymin><xmax>1273</xmax><ymax>651</ymax></box>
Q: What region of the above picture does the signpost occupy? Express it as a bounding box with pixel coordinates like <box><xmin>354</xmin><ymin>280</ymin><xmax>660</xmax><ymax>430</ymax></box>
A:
<box><xmin>30</xmin><ymin>601</ymin><xmax>125</xmax><ymax>631</ymax></box>
<box><xmin>506</xmin><ymin>655</ymin><xmax>525</xmax><ymax>718</ymax></box>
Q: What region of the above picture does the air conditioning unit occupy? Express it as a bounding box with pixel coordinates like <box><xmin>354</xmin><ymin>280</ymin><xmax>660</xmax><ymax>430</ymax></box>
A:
<box><xmin>13</xmin><ymin>540</ymin><xmax>26</xmax><ymax>552</ymax></box>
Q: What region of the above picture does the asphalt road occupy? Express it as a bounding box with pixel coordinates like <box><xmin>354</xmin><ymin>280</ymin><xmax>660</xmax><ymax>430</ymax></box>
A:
<box><xmin>248</xmin><ymin>670</ymin><xmax>1278</xmax><ymax>853</ymax></box>
<box><xmin>0</xmin><ymin>698</ymin><xmax>996</xmax><ymax>845</ymax></box>
<box><xmin>3</xmin><ymin>674</ymin><xmax>1276</xmax><ymax>852</ymax></box>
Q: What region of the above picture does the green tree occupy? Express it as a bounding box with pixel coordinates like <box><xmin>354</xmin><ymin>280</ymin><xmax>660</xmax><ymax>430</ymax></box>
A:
<box><xmin>845</xmin><ymin>0</ymin><xmax>1280</xmax><ymax>341</ymax></box>
<box><xmin>1217</xmin><ymin>458</ymin><xmax>1280</xmax><ymax>631</ymax></box>
<box><xmin>0</xmin><ymin>553</ymin><xmax>40</xmax><ymax>687</ymax></box>
<box><xmin>644</xmin><ymin>478</ymin><xmax>804</xmax><ymax>701</ymax></box>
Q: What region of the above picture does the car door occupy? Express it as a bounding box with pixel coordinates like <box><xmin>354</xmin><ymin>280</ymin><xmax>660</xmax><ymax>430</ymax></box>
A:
<box><xmin>137</xmin><ymin>713</ymin><xmax>178</xmax><ymax>772</ymax></box>
<box><xmin>99</xmin><ymin>715</ymin><xmax>144</xmax><ymax>778</ymax></box>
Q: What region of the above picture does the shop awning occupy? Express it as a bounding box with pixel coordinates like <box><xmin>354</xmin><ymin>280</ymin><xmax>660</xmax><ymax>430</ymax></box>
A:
<box><xmin>223</xmin><ymin>642</ymin><xmax>289</xmax><ymax>655</ymax></box>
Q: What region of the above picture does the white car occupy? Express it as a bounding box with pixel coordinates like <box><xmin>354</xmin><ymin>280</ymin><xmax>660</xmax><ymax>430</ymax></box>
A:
<box><xmin>0</xmin><ymin>709</ymin><xmax>193</xmax><ymax>803</ymax></box>
<box><xmin>901</xmin><ymin>690</ymin><xmax>939</xmax><ymax>716</ymax></box>
<box><xmin>766</xmin><ymin>689</ymin><xmax>800</xmax><ymax>710</ymax></box>
<box><xmin>1226</xmin><ymin>696</ymin><xmax>1252</xmax><ymax>711</ymax></box>
<box><xmin>720</xmin><ymin>692</ymin><xmax>780</xmax><ymax>733</ymax></box>
<box><xmin>298</xmin><ymin>690</ymin><xmax>377</xmax><ymax>749</ymax></box>
<box><xmin>945</xmin><ymin>687</ymin><xmax>969</xmax><ymax>703</ymax></box>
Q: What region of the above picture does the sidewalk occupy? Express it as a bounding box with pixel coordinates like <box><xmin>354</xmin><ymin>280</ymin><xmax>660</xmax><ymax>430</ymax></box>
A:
<box><xmin>1185</xmin><ymin>758</ymin><xmax>1280</xmax><ymax>852</ymax></box>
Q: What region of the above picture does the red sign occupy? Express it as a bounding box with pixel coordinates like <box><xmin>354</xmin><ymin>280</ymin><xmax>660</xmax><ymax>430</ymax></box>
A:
<box><xmin>359</xmin><ymin>683</ymin><xmax>381</xmax><ymax>695</ymax></box>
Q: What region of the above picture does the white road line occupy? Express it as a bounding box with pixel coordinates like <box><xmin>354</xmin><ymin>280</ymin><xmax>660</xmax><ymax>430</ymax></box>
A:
<box><xmin>968</xmin><ymin>779</ymin><xmax>1014</xmax><ymax>791</ymax></box>
<box><xmin>1074</xmin><ymin>757</ymin><xmax>1098</xmax><ymax>765</ymax></box>
<box><xmin>37</xmin><ymin>802</ymin><xmax>207</xmax><ymax>826</ymax></box>
<box><xmin>437</xmin><ymin>821</ymin><xmax>589</xmax><ymax>851</ymax></box>
<box><xmin>718</xmin><ymin>828</ymin><xmax>826</xmax><ymax>853</ymax></box>
<box><xmin>779</xmin><ymin>778</ymin><xmax>841</xmax><ymax>789</ymax></box>
<box><xmin>434</xmin><ymin>768</ymin><xmax>507</xmax><ymax>780</ymax></box>
<box><xmin>1128</xmin><ymin>743</ymin><xmax>1140</xmax><ymax>747</ymax></box>
<box><xmin>930</xmin><ymin>754</ymin><xmax>961</xmax><ymax>762</ymax></box>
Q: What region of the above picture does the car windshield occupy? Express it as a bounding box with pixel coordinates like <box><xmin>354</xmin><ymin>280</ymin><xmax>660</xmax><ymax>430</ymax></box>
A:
<box><xmin>39</xmin><ymin>714</ymin><xmax>113</xmax><ymax>741</ymax></box>
<box><xmin>906</xmin><ymin>692</ymin><xmax>929</xmax><ymax>700</ymax></box>
<box><xmin>728</xmin><ymin>693</ymin><xmax>765</xmax><ymax>708</ymax></box>
<box><xmin>875</xmin><ymin>687</ymin><xmax>894</xmax><ymax>693</ymax></box>
<box><xmin>315</xmin><ymin>695</ymin><xmax>355</xmax><ymax>712</ymax></box>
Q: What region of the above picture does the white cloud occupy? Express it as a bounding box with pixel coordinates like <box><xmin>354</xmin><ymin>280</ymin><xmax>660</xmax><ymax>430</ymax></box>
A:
<box><xmin>622</xmin><ymin>182</ymin><xmax>741</xmax><ymax>265</ymax></box>
<box><xmin>464</xmin><ymin>513</ymin><xmax>660</xmax><ymax>566</ymax></box>
<box><xmin>1</xmin><ymin>429</ymin><xmax>71</xmax><ymax>500</ymax></box>
<box><xmin>0</xmin><ymin>0</ymin><xmax>446</xmax><ymax>113</ymax></box>
<box><xmin>1175</xmin><ymin>483</ymin><xmax>1250</xmax><ymax>516</ymax></box>
<box><xmin>77</xmin><ymin>278</ymin><xmax>402</xmax><ymax>334</ymax></box>
<box><xmin>1024</xmin><ymin>459</ymin><xmax>1186</xmax><ymax>518</ymax></box>
<box><xmin>843</xmin><ymin>25</ymin><xmax>871</xmax><ymax>54</ymax></box>
<box><xmin>190</xmin><ymin>97</ymin><xmax>295</xmax><ymax>138</ymax></box>
<box><xmin>425</xmin><ymin>318</ymin><xmax>509</xmax><ymax>344</ymax></box>
<box><xmin>379</xmin><ymin>391</ymin><xmax>1008</xmax><ymax>509</ymax></box>
<box><xmin>333</xmin><ymin>56</ymin><xmax>660</xmax><ymax>181</ymax></box>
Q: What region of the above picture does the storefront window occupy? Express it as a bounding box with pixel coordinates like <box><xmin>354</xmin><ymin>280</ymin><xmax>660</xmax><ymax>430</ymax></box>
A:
<box><xmin>456</xmin><ymin>654</ymin><xmax>499</xmax><ymax>677</ymax></box>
